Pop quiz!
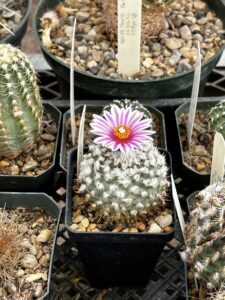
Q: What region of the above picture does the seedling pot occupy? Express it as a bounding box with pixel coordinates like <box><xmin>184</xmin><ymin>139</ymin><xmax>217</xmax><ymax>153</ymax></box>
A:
<box><xmin>65</xmin><ymin>148</ymin><xmax>175</xmax><ymax>287</ymax></box>
<box><xmin>33</xmin><ymin>0</ymin><xmax>225</xmax><ymax>100</ymax></box>
<box><xmin>0</xmin><ymin>102</ymin><xmax>61</xmax><ymax>192</ymax></box>
<box><xmin>1</xmin><ymin>0</ymin><xmax>32</xmax><ymax>46</ymax></box>
<box><xmin>175</xmin><ymin>99</ymin><xmax>221</xmax><ymax>192</ymax></box>
<box><xmin>60</xmin><ymin>102</ymin><xmax>167</xmax><ymax>175</ymax></box>
<box><xmin>0</xmin><ymin>191</ymin><xmax>61</xmax><ymax>300</ymax></box>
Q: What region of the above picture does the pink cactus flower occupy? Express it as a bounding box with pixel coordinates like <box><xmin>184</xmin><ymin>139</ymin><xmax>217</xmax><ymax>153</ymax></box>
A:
<box><xmin>90</xmin><ymin>105</ymin><xmax>154</xmax><ymax>153</ymax></box>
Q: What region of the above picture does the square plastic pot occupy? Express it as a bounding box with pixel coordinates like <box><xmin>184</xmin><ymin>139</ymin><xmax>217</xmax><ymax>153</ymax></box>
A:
<box><xmin>0</xmin><ymin>102</ymin><xmax>61</xmax><ymax>192</ymax></box>
<box><xmin>65</xmin><ymin>148</ymin><xmax>175</xmax><ymax>287</ymax></box>
<box><xmin>60</xmin><ymin>102</ymin><xmax>167</xmax><ymax>175</ymax></box>
<box><xmin>0</xmin><ymin>192</ymin><xmax>61</xmax><ymax>300</ymax></box>
<box><xmin>175</xmin><ymin>99</ymin><xmax>220</xmax><ymax>192</ymax></box>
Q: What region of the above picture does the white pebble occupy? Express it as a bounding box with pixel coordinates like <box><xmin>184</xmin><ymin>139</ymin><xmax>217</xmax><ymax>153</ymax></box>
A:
<box><xmin>36</xmin><ymin>229</ymin><xmax>52</xmax><ymax>243</ymax></box>
<box><xmin>24</xmin><ymin>273</ymin><xmax>44</xmax><ymax>283</ymax></box>
<box><xmin>155</xmin><ymin>214</ymin><xmax>173</xmax><ymax>228</ymax></box>
<box><xmin>21</xmin><ymin>254</ymin><xmax>38</xmax><ymax>269</ymax></box>
<box><xmin>148</xmin><ymin>223</ymin><xmax>162</xmax><ymax>233</ymax></box>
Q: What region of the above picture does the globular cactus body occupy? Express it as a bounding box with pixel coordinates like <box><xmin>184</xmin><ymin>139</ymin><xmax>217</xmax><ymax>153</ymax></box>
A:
<box><xmin>184</xmin><ymin>182</ymin><xmax>225</xmax><ymax>290</ymax></box>
<box><xmin>103</xmin><ymin>99</ymin><xmax>152</xmax><ymax>121</ymax></box>
<box><xmin>210</xmin><ymin>100</ymin><xmax>225</xmax><ymax>136</ymax></box>
<box><xmin>79</xmin><ymin>141</ymin><xmax>168</xmax><ymax>216</ymax></box>
<box><xmin>0</xmin><ymin>44</ymin><xmax>43</xmax><ymax>158</ymax></box>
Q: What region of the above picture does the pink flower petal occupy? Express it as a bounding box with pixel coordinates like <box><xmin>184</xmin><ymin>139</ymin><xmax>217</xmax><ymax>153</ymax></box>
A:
<box><xmin>103</xmin><ymin>110</ymin><xmax>117</xmax><ymax>128</ymax></box>
<box><xmin>111</xmin><ymin>105</ymin><xmax>120</xmax><ymax>126</ymax></box>
<box><xmin>124</xmin><ymin>107</ymin><xmax>132</xmax><ymax>124</ymax></box>
<box><xmin>128</xmin><ymin>111</ymin><xmax>143</xmax><ymax>128</ymax></box>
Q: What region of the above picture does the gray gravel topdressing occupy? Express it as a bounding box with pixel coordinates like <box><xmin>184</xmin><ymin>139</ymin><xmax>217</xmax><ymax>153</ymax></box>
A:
<box><xmin>40</xmin><ymin>0</ymin><xmax>225</xmax><ymax>80</ymax></box>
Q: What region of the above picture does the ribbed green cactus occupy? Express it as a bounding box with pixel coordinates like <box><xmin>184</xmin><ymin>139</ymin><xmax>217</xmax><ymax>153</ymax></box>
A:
<box><xmin>0</xmin><ymin>44</ymin><xmax>43</xmax><ymax>158</ymax></box>
<box><xmin>184</xmin><ymin>182</ymin><xmax>225</xmax><ymax>290</ymax></box>
<box><xmin>79</xmin><ymin>141</ymin><xmax>169</xmax><ymax>216</ymax></box>
<box><xmin>103</xmin><ymin>99</ymin><xmax>152</xmax><ymax>121</ymax></box>
<box><xmin>210</xmin><ymin>100</ymin><xmax>225</xmax><ymax>136</ymax></box>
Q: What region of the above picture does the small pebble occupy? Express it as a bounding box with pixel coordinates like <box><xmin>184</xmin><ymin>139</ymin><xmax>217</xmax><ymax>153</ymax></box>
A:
<box><xmin>148</xmin><ymin>223</ymin><xmax>162</xmax><ymax>233</ymax></box>
<box><xmin>155</xmin><ymin>214</ymin><xmax>173</xmax><ymax>228</ymax></box>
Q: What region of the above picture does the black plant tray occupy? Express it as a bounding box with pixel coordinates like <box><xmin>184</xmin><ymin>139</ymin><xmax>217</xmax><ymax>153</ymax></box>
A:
<box><xmin>35</xmin><ymin>68</ymin><xmax>225</xmax><ymax>299</ymax></box>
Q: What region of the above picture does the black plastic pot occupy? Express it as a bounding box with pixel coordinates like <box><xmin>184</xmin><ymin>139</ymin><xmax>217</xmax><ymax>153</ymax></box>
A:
<box><xmin>60</xmin><ymin>102</ymin><xmax>167</xmax><ymax>174</ymax></box>
<box><xmin>0</xmin><ymin>0</ymin><xmax>32</xmax><ymax>46</ymax></box>
<box><xmin>0</xmin><ymin>102</ymin><xmax>61</xmax><ymax>192</ymax></box>
<box><xmin>0</xmin><ymin>191</ymin><xmax>61</xmax><ymax>300</ymax></box>
<box><xmin>65</xmin><ymin>148</ymin><xmax>175</xmax><ymax>287</ymax></box>
<box><xmin>175</xmin><ymin>99</ymin><xmax>221</xmax><ymax>192</ymax></box>
<box><xmin>33</xmin><ymin>0</ymin><xmax>225</xmax><ymax>100</ymax></box>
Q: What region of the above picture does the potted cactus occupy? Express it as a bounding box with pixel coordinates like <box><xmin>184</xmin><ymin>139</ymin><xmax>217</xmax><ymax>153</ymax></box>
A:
<box><xmin>33</xmin><ymin>0</ymin><xmax>225</xmax><ymax>99</ymax></box>
<box><xmin>66</xmin><ymin>103</ymin><xmax>174</xmax><ymax>287</ymax></box>
<box><xmin>183</xmin><ymin>181</ymin><xmax>225</xmax><ymax>299</ymax></box>
<box><xmin>0</xmin><ymin>192</ymin><xmax>61</xmax><ymax>299</ymax></box>
<box><xmin>0</xmin><ymin>0</ymin><xmax>32</xmax><ymax>46</ymax></box>
<box><xmin>0</xmin><ymin>44</ymin><xmax>61</xmax><ymax>191</ymax></box>
<box><xmin>60</xmin><ymin>99</ymin><xmax>167</xmax><ymax>174</ymax></box>
<box><xmin>175</xmin><ymin>98</ymin><xmax>225</xmax><ymax>191</ymax></box>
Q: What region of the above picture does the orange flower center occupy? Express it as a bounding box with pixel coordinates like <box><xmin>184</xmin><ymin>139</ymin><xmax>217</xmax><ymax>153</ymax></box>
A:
<box><xmin>114</xmin><ymin>125</ymin><xmax>131</xmax><ymax>140</ymax></box>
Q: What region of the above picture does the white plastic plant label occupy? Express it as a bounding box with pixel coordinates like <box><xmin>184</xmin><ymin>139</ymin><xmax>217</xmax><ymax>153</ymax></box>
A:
<box><xmin>77</xmin><ymin>105</ymin><xmax>86</xmax><ymax>176</ymax></box>
<box><xmin>171</xmin><ymin>175</ymin><xmax>185</xmax><ymax>236</ymax></box>
<box><xmin>187</xmin><ymin>42</ymin><xmax>201</xmax><ymax>146</ymax></box>
<box><xmin>117</xmin><ymin>0</ymin><xmax>142</xmax><ymax>76</ymax></box>
<box><xmin>210</xmin><ymin>132</ymin><xmax>225</xmax><ymax>184</ymax></box>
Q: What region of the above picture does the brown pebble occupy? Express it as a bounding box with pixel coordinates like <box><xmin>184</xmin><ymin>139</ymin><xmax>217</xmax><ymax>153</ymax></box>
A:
<box><xmin>88</xmin><ymin>223</ymin><xmax>97</xmax><ymax>231</ymax></box>
<box><xmin>163</xmin><ymin>226</ymin><xmax>172</xmax><ymax>233</ymax></box>
<box><xmin>136</xmin><ymin>222</ymin><xmax>146</xmax><ymax>232</ymax></box>
<box><xmin>112</xmin><ymin>225</ymin><xmax>123</xmax><ymax>232</ymax></box>
<box><xmin>41</xmin><ymin>134</ymin><xmax>56</xmax><ymax>142</ymax></box>
<box><xmin>196</xmin><ymin>163</ymin><xmax>206</xmax><ymax>172</ymax></box>
<box><xmin>0</xmin><ymin>160</ymin><xmax>10</xmax><ymax>167</ymax></box>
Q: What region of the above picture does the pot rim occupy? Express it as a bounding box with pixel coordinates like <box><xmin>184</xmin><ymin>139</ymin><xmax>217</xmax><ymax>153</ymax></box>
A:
<box><xmin>0</xmin><ymin>0</ymin><xmax>32</xmax><ymax>44</ymax></box>
<box><xmin>33</xmin><ymin>0</ymin><xmax>225</xmax><ymax>84</ymax></box>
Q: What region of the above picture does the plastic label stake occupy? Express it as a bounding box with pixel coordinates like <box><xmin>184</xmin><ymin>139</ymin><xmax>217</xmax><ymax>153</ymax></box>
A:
<box><xmin>187</xmin><ymin>42</ymin><xmax>201</xmax><ymax>146</ymax></box>
<box><xmin>70</xmin><ymin>17</ymin><xmax>76</xmax><ymax>146</ymax></box>
<box><xmin>171</xmin><ymin>175</ymin><xmax>185</xmax><ymax>237</ymax></box>
<box><xmin>77</xmin><ymin>105</ymin><xmax>86</xmax><ymax>176</ymax></box>
<box><xmin>210</xmin><ymin>132</ymin><xmax>225</xmax><ymax>184</ymax></box>
<box><xmin>117</xmin><ymin>0</ymin><xmax>142</xmax><ymax>76</ymax></box>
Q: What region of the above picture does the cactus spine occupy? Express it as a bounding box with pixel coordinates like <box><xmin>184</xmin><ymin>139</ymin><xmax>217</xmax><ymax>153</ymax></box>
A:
<box><xmin>0</xmin><ymin>44</ymin><xmax>43</xmax><ymax>158</ymax></box>
<box><xmin>184</xmin><ymin>182</ymin><xmax>225</xmax><ymax>290</ymax></box>
<box><xmin>103</xmin><ymin>99</ymin><xmax>152</xmax><ymax>121</ymax></box>
<box><xmin>210</xmin><ymin>100</ymin><xmax>225</xmax><ymax>137</ymax></box>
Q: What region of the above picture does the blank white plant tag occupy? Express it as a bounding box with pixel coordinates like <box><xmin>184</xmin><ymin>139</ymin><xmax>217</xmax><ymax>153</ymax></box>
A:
<box><xmin>210</xmin><ymin>132</ymin><xmax>225</xmax><ymax>185</ymax></box>
<box><xmin>171</xmin><ymin>175</ymin><xmax>185</xmax><ymax>237</ymax></box>
<box><xmin>187</xmin><ymin>42</ymin><xmax>201</xmax><ymax>146</ymax></box>
<box><xmin>77</xmin><ymin>105</ymin><xmax>86</xmax><ymax>176</ymax></box>
<box><xmin>117</xmin><ymin>0</ymin><xmax>142</xmax><ymax>77</ymax></box>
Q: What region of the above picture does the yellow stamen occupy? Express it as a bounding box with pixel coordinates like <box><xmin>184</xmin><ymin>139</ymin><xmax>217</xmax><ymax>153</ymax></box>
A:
<box><xmin>114</xmin><ymin>125</ymin><xmax>131</xmax><ymax>140</ymax></box>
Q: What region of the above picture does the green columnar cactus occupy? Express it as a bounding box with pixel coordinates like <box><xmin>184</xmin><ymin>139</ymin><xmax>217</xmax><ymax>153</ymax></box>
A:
<box><xmin>0</xmin><ymin>44</ymin><xmax>43</xmax><ymax>158</ymax></box>
<box><xmin>103</xmin><ymin>99</ymin><xmax>152</xmax><ymax>121</ymax></box>
<box><xmin>184</xmin><ymin>182</ymin><xmax>225</xmax><ymax>290</ymax></box>
<box><xmin>79</xmin><ymin>104</ymin><xmax>169</xmax><ymax>217</ymax></box>
<box><xmin>210</xmin><ymin>100</ymin><xmax>225</xmax><ymax>136</ymax></box>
